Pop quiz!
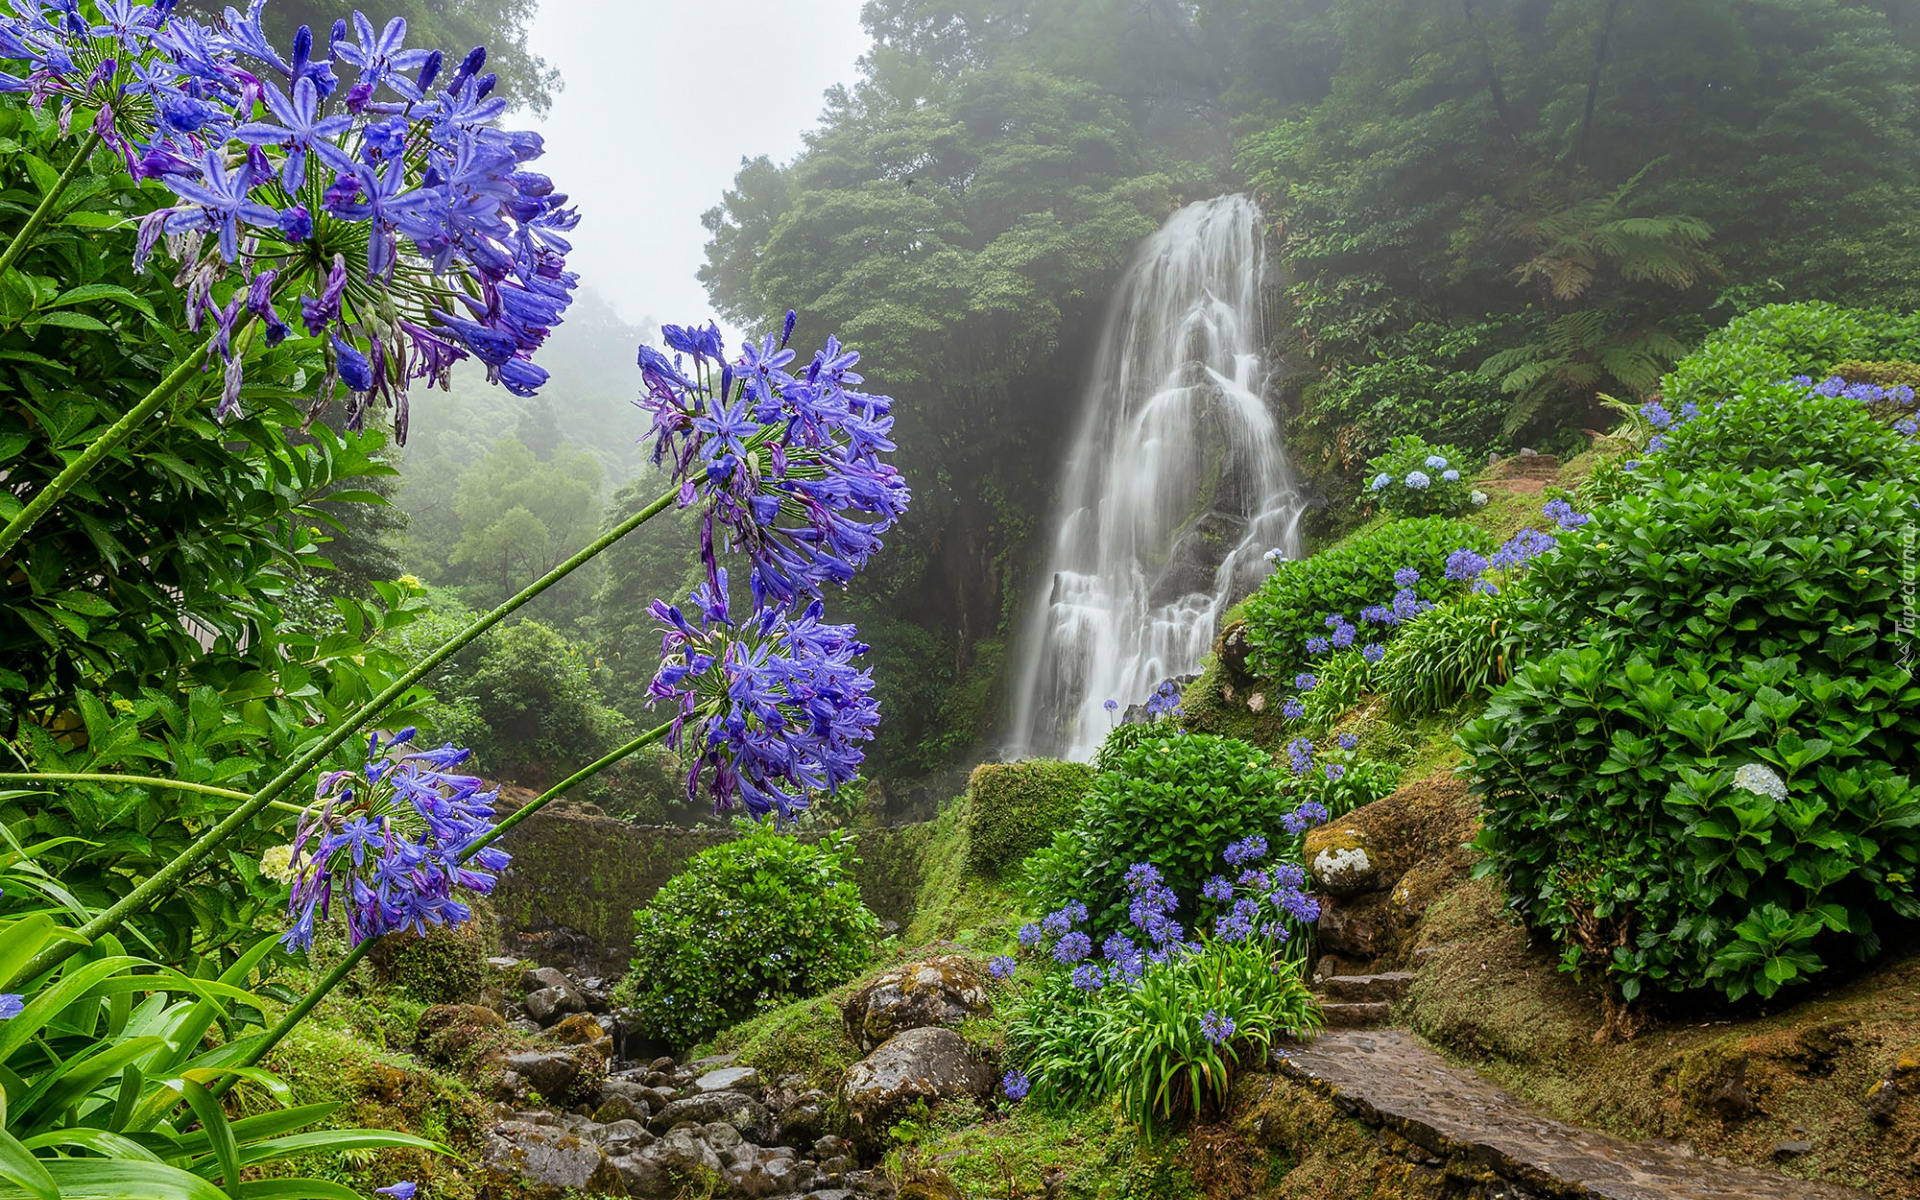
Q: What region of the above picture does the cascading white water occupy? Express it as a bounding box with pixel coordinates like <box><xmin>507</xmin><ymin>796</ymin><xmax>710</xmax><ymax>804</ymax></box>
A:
<box><xmin>1006</xmin><ymin>195</ymin><xmax>1303</xmax><ymax>762</ymax></box>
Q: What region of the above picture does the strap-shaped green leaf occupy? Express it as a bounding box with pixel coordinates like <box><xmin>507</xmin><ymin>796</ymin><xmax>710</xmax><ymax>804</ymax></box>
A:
<box><xmin>179</xmin><ymin>1081</ymin><xmax>239</xmax><ymax>1200</ymax></box>
<box><xmin>232</xmin><ymin>1181</ymin><xmax>364</xmax><ymax>1200</ymax></box>
<box><xmin>167</xmin><ymin>1104</ymin><xmax>340</xmax><ymax>1160</ymax></box>
<box><xmin>0</xmin><ymin>1127</ymin><xmax>56</xmax><ymax>1200</ymax></box>
<box><xmin>0</xmin><ymin>1157</ymin><xmax>227</xmax><ymax>1200</ymax></box>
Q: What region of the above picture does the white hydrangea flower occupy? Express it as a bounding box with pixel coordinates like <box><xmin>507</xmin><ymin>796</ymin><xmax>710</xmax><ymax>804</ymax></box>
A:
<box><xmin>1470</xmin><ymin>489</ymin><xmax>1489</xmax><ymax>507</ymax></box>
<box><xmin>1732</xmin><ymin>762</ymin><xmax>1788</xmax><ymax>802</ymax></box>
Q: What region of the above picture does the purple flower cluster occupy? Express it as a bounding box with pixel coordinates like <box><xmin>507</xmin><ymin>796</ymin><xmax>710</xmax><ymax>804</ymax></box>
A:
<box><xmin>637</xmin><ymin>317</ymin><xmax>910</xmax><ymax>616</ymax></box>
<box><xmin>281</xmin><ymin>729</ymin><xmax>509</xmax><ymax>950</ymax></box>
<box><xmin>1337</xmin><ymin>732</ymin><xmax>1359</xmax><ymax>750</ymax></box>
<box><xmin>1445</xmin><ymin>548</ymin><xmax>1489</xmax><ymax>583</ymax></box>
<box><xmin>1002</xmin><ymin>1068</ymin><xmax>1030</xmax><ymax>1101</ymax></box>
<box><xmin>988</xmin><ymin>955</ymin><xmax>1015</xmax><ymax>979</ymax></box>
<box><xmin>1284</xmin><ymin>737</ymin><xmax>1313</xmax><ymax>776</ymax></box>
<box><xmin>1213</xmin><ymin>896</ymin><xmax>1262</xmax><ymax>942</ymax></box>
<box><xmin>1202</xmin><ymin>874</ymin><xmax>1235</xmax><ymax>903</ymax></box>
<box><xmin>0</xmin><ymin>993</ymin><xmax>22</xmax><ymax>1020</ymax></box>
<box><xmin>1796</xmin><ymin>375</ymin><xmax>1916</xmax><ymax>407</ymax></box>
<box><xmin>1280</xmin><ymin>696</ymin><xmax>1306</xmax><ymax>719</ymax></box>
<box><xmin>1542</xmin><ymin>498</ymin><xmax>1589</xmax><ymax>530</ymax></box>
<box><xmin>1222</xmin><ymin>834</ymin><xmax>1268</xmax><ymax>866</ymax></box>
<box><xmin>1361</xmin><ymin>643</ymin><xmax>1385</xmax><ymax>664</ymax></box>
<box><xmin>1200</xmin><ymin>1010</ymin><xmax>1235</xmax><ymax>1045</ymax></box>
<box><xmin>1294</xmin><ymin>672</ymin><xmax>1317</xmax><ymax>692</ymax></box>
<box><xmin>1280</xmin><ymin>800</ymin><xmax>1328</xmax><ymax>837</ymax></box>
<box><xmin>1069</xmin><ymin>963</ymin><xmax>1104</xmax><ymax>990</ymax></box>
<box><xmin>1143</xmin><ymin>678</ymin><xmax>1185</xmax><ymax>721</ymax></box>
<box><xmin>1490</xmin><ymin>527</ymin><xmax>1557</xmax><ymax>571</ymax></box>
<box><xmin>1124</xmin><ymin>861</ymin><xmax>1187</xmax><ymax>953</ymax></box>
<box><xmin>0</xmin><ymin>1</ymin><xmax>578</xmax><ymax>431</ymax></box>
<box><xmin>1053</xmin><ymin>930</ymin><xmax>1093</xmax><ymax>964</ymax></box>
<box><xmin>647</xmin><ymin>570</ymin><xmax>878</xmax><ymax>820</ymax></box>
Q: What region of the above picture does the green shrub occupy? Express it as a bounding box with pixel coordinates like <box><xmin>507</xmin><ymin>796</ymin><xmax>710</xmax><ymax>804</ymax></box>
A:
<box><xmin>1648</xmin><ymin>379</ymin><xmax>1920</xmax><ymax>483</ymax></box>
<box><xmin>1023</xmin><ymin>732</ymin><xmax>1295</xmax><ymax>937</ymax></box>
<box><xmin>1516</xmin><ymin>466</ymin><xmax>1912</xmax><ymax>675</ymax></box>
<box><xmin>1006</xmin><ymin>937</ymin><xmax>1319</xmax><ymax>1131</ymax></box>
<box><xmin>1241</xmin><ymin>517</ymin><xmax>1496</xmax><ymax>681</ymax></box>
<box><xmin>618</xmin><ymin>823</ymin><xmax>880</xmax><ymax>1047</ymax></box>
<box><xmin>1661</xmin><ymin>301</ymin><xmax>1920</xmax><ymax>410</ymax></box>
<box><xmin>1300</xmin><ymin>319</ymin><xmax>1513</xmax><ymax>465</ymax></box>
<box><xmin>1360</xmin><ymin>436</ymin><xmax>1474</xmax><ymax>517</ymax></box>
<box><xmin>1466</xmin><ymin>463</ymin><xmax>1920</xmax><ymax>1003</ymax></box>
<box><xmin>966</xmin><ymin>760</ymin><xmax>1095</xmax><ymax>878</ymax></box>
<box><xmin>1290</xmin><ymin>745</ymin><xmax>1401</xmax><ymax>822</ymax></box>
<box><xmin>1093</xmin><ymin>720</ymin><xmax>1160</xmax><ymax>772</ymax></box>
<box><xmin>1463</xmin><ymin>647</ymin><xmax>1920</xmax><ymax>1003</ymax></box>
<box><xmin>1379</xmin><ymin>589</ymin><xmax>1525</xmax><ymax>719</ymax></box>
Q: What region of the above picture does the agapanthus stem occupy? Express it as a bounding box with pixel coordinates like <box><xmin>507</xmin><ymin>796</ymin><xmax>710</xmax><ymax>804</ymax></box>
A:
<box><xmin>213</xmin><ymin>936</ymin><xmax>377</xmax><ymax>1097</ymax></box>
<box><xmin>20</xmin><ymin>483</ymin><xmax>682</xmax><ymax>979</ymax></box>
<box><xmin>0</xmin><ymin>128</ymin><xmax>103</xmax><ymax>281</ymax></box>
<box><xmin>461</xmin><ymin>717</ymin><xmax>678</xmax><ymax>860</ymax></box>
<box><xmin>0</xmin><ymin>772</ymin><xmax>301</xmax><ymax>814</ymax></box>
<box><xmin>0</xmin><ymin>334</ymin><xmax>216</xmax><ymax>562</ymax></box>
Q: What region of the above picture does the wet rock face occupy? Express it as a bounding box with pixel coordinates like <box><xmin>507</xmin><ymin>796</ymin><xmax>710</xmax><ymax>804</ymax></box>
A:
<box><xmin>482</xmin><ymin>1120</ymin><xmax>629</xmax><ymax>1196</ymax></box>
<box><xmin>842</xmin><ymin>1026</ymin><xmax>993</xmax><ymax>1138</ymax></box>
<box><xmin>841</xmin><ymin>955</ymin><xmax>992</xmax><ymax>1053</ymax></box>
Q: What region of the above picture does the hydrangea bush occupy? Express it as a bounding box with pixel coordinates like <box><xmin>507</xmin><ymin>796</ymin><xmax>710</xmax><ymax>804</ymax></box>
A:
<box><xmin>1466</xmin><ymin>462</ymin><xmax>1920</xmax><ymax>1003</ymax></box>
<box><xmin>1361</xmin><ymin>435</ymin><xmax>1474</xmax><ymax>517</ymax></box>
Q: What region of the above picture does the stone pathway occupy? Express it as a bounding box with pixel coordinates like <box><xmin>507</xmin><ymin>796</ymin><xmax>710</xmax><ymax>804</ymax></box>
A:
<box><xmin>1274</xmin><ymin>1029</ymin><xmax>1870</xmax><ymax>1200</ymax></box>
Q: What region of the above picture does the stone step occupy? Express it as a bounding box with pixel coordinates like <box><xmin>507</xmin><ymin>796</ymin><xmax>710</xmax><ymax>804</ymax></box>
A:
<box><xmin>1273</xmin><ymin>1029</ymin><xmax>1870</xmax><ymax>1200</ymax></box>
<box><xmin>1317</xmin><ymin>971</ymin><xmax>1416</xmax><ymax>1003</ymax></box>
<box><xmin>1315</xmin><ymin>1000</ymin><xmax>1393</xmax><ymax>1029</ymax></box>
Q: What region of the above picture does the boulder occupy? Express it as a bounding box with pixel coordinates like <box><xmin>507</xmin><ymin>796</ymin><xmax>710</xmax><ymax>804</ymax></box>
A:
<box><xmin>691</xmin><ymin>1066</ymin><xmax>761</xmax><ymax>1095</ymax></box>
<box><xmin>1216</xmin><ymin>620</ymin><xmax>1257</xmax><ymax>686</ymax></box>
<box><xmin>545</xmin><ymin>1012</ymin><xmax>607</xmax><ymax>1046</ymax></box>
<box><xmin>773</xmin><ymin>1089</ymin><xmax>830</xmax><ymax>1146</ymax></box>
<box><xmin>1303</xmin><ymin>825</ymin><xmax>1383</xmax><ymax>895</ymax></box>
<box><xmin>611</xmin><ymin>1126</ymin><xmax>722</xmax><ymax>1198</ymax></box>
<box><xmin>504</xmin><ymin>1047</ymin><xmax>604</xmax><ymax>1108</ymax></box>
<box><xmin>525</xmin><ymin>985</ymin><xmax>587</xmax><ymax>1026</ymax></box>
<box><xmin>482</xmin><ymin>1120</ymin><xmax>629</xmax><ymax>1196</ymax></box>
<box><xmin>413</xmin><ymin>1003</ymin><xmax>507</xmax><ymax>1069</ymax></box>
<box><xmin>841</xmin><ymin>955</ymin><xmax>992</xmax><ymax>1052</ymax></box>
<box><xmin>594</xmin><ymin>1094</ymin><xmax>649</xmax><ymax>1125</ymax></box>
<box><xmin>648</xmin><ymin>1091</ymin><xmax>771</xmax><ymax>1141</ymax></box>
<box><xmin>841</xmin><ymin>1026</ymin><xmax>992</xmax><ymax>1138</ymax></box>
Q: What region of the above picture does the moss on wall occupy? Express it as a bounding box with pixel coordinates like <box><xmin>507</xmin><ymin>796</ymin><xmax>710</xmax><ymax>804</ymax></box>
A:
<box><xmin>964</xmin><ymin>759</ymin><xmax>1093</xmax><ymax>878</ymax></box>
<box><xmin>493</xmin><ymin>808</ymin><xmax>936</xmax><ymax>967</ymax></box>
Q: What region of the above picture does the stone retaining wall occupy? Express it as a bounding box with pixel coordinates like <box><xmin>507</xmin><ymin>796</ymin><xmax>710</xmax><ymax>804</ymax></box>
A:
<box><xmin>492</xmin><ymin>807</ymin><xmax>932</xmax><ymax>969</ymax></box>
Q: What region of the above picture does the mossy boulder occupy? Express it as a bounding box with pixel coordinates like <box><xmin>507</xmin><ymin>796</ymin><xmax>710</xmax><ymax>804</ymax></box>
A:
<box><xmin>840</xmin><ymin>954</ymin><xmax>992</xmax><ymax>1052</ymax></box>
<box><xmin>1303</xmin><ymin>772</ymin><xmax>1475</xmax><ymax>898</ymax></box>
<box><xmin>964</xmin><ymin>759</ymin><xmax>1092</xmax><ymax>878</ymax></box>
<box><xmin>415</xmin><ymin>1003</ymin><xmax>511</xmax><ymax>1074</ymax></box>
<box><xmin>367</xmin><ymin>906</ymin><xmax>496</xmax><ymax>1004</ymax></box>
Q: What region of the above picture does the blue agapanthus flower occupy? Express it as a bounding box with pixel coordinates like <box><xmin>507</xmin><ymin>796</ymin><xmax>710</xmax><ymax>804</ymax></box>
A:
<box><xmin>1053</xmin><ymin>930</ymin><xmax>1093</xmax><ymax>964</ymax></box>
<box><xmin>988</xmin><ymin>955</ymin><xmax>1015</xmax><ymax>979</ymax></box>
<box><xmin>1361</xmin><ymin>643</ymin><xmax>1384</xmax><ymax>664</ymax></box>
<box><xmin>0</xmin><ymin>993</ymin><xmax>22</xmax><ymax>1020</ymax></box>
<box><xmin>1337</xmin><ymin>732</ymin><xmax>1359</xmax><ymax>750</ymax></box>
<box><xmin>1002</xmin><ymin>1068</ymin><xmax>1030</xmax><ymax>1101</ymax></box>
<box><xmin>1393</xmin><ymin>567</ymin><xmax>1420</xmax><ymax>588</ymax></box>
<box><xmin>1017</xmin><ymin>923</ymin><xmax>1044</xmax><ymax>947</ymax></box>
<box><xmin>638</xmin><ymin>317</ymin><xmax>911</xmax><ymax>616</ymax></box>
<box><xmin>281</xmin><ymin>729</ymin><xmax>508</xmax><ymax>951</ymax></box>
<box><xmin>1445</xmin><ymin>548</ymin><xmax>1489</xmax><ymax>583</ymax></box>
<box><xmin>1490</xmin><ymin>527</ymin><xmax>1557</xmax><ymax>572</ymax></box>
<box><xmin>1285</xmin><ymin>737</ymin><xmax>1313</xmax><ymax>776</ymax></box>
<box><xmin>647</xmin><ymin>571</ymin><xmax>879</xmax><ymax>820</ymax></box>
<box><xmin>374</xmin><ymin>1186</ymin><xmax>417</xmax><ymax>1200</ymax></box>
<box><xmin>1328</xmin><ymin>621</ymin><xmax>1356</xmax><ymax>650</ymax></box>
<box><xmin>1200</xmin><ymin>1010</ymin><xmax>1235</xmax><ymax>1044</ymax></box>
<box><xmin>1223</xmin><ymin>834</ymin><xmax>1268</xmax><ymax>866</ymax></box>
<box><xmin>1202</xmin><ymin>874</ymin><xmax>1235</xmax><ymax>902</ymax></box>
<box><xmin>1642</xmin><ymin>400</ymin><xmax>1674</xmax><ymax>430</ymax></box>
<box><xmin>1281</xmin><ymin>800</ymin><xmax>1328</xmax><ymax>836</ymax></box>
<box><xmin>1324</xmin><ymin>762</ymin><xmax>1346</xmax><ymax>782</ymax></box>
<box><xmin>1069</xmin><ymin>963</ymin><xmax>1104</xmax><ymax>991</ymax></box>
<box><xmin>1305</xmin><ymin>635</ymin><xmax>1329</xmax><ymax>655</ymax></box>
<box><xmin>1294</xmin><ymin>673</ymin><xmax>1317</xmax><ymax>692</ymax></box>
<box><xmin>1542</xmin><ymin>498</ymin><xmax>1589</xmax><ymax>530</ymax></box>
<box><xmin>4</xmin><ymin>1</ymin><xmax>584</xmax><ymax>432</ymax></box>
<box><xmin>1280</xmin><ymin>697</ymin><xmax>1306</xmax><ymax>720</ymax></box>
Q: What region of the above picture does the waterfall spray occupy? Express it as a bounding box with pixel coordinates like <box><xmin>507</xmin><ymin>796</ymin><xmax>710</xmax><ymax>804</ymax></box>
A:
<box><xmin>1007</xmin><ymin>195</ymin><xmax>1302</xmax><ymax>761</ymax></box>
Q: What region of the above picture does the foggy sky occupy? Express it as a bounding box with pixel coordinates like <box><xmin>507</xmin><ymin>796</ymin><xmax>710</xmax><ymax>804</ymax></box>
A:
<box><xmin>522</xmin><ymin>0</ymin><xmax>869</xmax><ymax>340</ymax></box>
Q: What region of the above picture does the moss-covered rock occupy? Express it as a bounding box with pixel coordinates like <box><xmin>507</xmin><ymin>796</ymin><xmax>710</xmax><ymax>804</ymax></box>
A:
<box><xmin>964</xmin><ymin>759</ymin><xmax>1092</xmax><ymax>878</ymax></box>
<box><xmin>367</xmin><ymin>904</ymin><xmax>497</xmax><ymax>1004</ymax></box>
<box><xmin>840</xmin><ymin>954</ymin><xmax>992</xmax><ymax>1052</ymax></box>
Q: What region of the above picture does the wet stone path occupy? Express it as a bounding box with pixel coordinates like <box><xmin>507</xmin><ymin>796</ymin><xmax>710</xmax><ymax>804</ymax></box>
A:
<box><xmin>1274</xmin><ymin>1030</ymin><xmax>1870</xmax><ymax>1200</ymax></box>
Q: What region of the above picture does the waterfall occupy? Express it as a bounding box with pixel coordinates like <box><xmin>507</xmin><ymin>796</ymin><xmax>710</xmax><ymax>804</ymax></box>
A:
<box><xmin>1006</xmin><ymin>195</ymin><xmax>1303</xmax><ymax>762</ymax></box>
